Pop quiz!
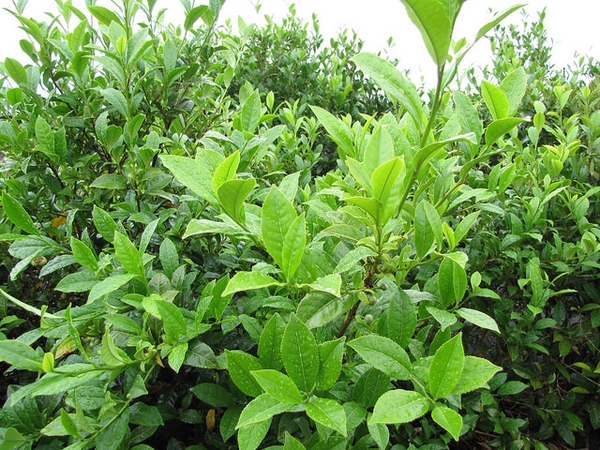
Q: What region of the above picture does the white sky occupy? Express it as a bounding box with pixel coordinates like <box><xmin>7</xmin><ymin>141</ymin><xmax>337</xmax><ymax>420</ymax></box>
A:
<box><xmin>0</xmin><ymin>0</ymin><xmax>599</xmax><ymax>86</ymax></box>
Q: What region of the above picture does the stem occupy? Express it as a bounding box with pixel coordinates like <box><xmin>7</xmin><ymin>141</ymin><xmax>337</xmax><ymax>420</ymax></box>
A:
<box><xmin>0</xmin><ymin>287</ymin><xmax>60</xmax><ymax>319</ymax></box>
<box><xmin>337</xmin><ymin>300</ymin><xmax>361</xmax><ymax>339</ymax></box>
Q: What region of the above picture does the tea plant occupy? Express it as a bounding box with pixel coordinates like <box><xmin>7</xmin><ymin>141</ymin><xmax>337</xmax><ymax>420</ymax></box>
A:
<box><xmin>1</xmin><ymin>0</ymin><xmax>599</xmax><ymax>449</ymax></box>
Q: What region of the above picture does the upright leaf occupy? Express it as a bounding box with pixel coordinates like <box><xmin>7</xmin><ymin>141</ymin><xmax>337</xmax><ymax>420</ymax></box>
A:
<box><xmin>113</xmin><ymin>231</ymin><xmax>144</xmax><ymax>277</ymax></box>
<box><xmin>226</xmin><ymin>350</ymin><xmax>263</xmax><ymax>398</ymax></box>
<box><xmin>306</xmin><ymin>397</ymin><xmax>347</xmax><ymax>436</ymax></box>
<box><xmin>399</xmin><ymin>0</ymin><xmax>452</xmax><ymax>67</ymax></box>
<box><xmin>251</xmin><ymin>370</ymin><xmax>303</xmax><ymax>404</ymax></box>
<box><xmin>429</xmin><ymin>333</ymin><xmax>464</xmax><ymax>399</ymax></box>
<box><xmin>258</xmin><ymin>313</ymin><xmax>286</xmax><ymax>370</ymax></box>
<box><xmin>438</xmin><ymin>257</ymin><xmax>467</xmax><ymax>307</ymax></box>
<box><xmin>281</xmin><ymin>314</ymin><xmax>320</xmax><ymax>393</ymax></box>
<box><xmin>481</xmin><ymin>81</ymin><xmax>509</xmax><ymax>120</ymax></box>
<box><xmin>316</xmin><ymin>337</ymin><xmax>345</xmax><ymax>391</ymax></box>
<box><xmin>70</xmin><ymin>237</ymin><xmax>98</xmax><ymax>272</ymax></box>
<box><xmin>500</xmin><ymin>67</ymin><xmax>527</xmax><ymax>116</ymax></box>
<box><xmin>387</xmin><ymin>289</ymin><xmax>417</xmax><ymax>348</ymax></box>
<box><xmin>431</xmin><ymin>406</ymin><xmax>463</xmax><ymax>440</ymax></box>
<box><xmin>160</xmin><ymin>155</ymin><xmax>218</xmax><ymax>204</ymax></box>
<box><xmin>281</xmin><ymin>213</ymin><xmax>306</xmax><ymax>281</ymax></box>
<box><xmin>1</xmin><ymin>192</ymin><xmax>39</xmax><ymax>235</ymax></box>
<box><xmin>363</xmin><ymin>126</ymin><xmax>395</xmax><ymax>174</ymax></box>
<box><xmin>218</xmin><ymin>178</ymin><xmax>255</xmax><ymax>225</ymax></box>
<box><xmin>310</xmin><ymin>105</ymin><xmax>355</xmax><ymax>160</ymax></box>
<box><xmin>261</xmin><ymin>186</ymin><xmax>297</xmax><ymax>269</ymax></box>
<box><xmin>213</xmin><ymin>151</ymin><xmax>240</xmax><ymax>192</ymax></box>
<box><xmin>241</xmin><ymin>90</ymin><xmax>261</xmax><ymax>134</ymax></box>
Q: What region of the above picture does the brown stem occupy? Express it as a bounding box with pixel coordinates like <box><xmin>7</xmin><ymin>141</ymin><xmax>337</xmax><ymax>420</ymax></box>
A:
<box><xmin>337</xmin><ymin>300</ymin><xmax>361</xmax><ymax>339</ymax></box>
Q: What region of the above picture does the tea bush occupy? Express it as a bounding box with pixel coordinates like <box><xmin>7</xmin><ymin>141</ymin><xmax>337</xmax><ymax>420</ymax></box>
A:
<box><xmin>0</xmin><ymin>0</ymin><xmax>599</xmax><ymax>449</ymax></box>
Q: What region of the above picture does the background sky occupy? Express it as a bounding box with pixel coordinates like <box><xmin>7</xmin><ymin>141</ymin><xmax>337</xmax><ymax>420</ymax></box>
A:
<box><xmin>0</xmin><ymin>0</ymin><xmax>599</xmax><ymax>86</ymax></box>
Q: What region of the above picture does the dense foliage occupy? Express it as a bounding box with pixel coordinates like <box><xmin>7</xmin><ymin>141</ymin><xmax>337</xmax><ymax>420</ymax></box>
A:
<box><xmin>0</xmin><ymin>1</ymin><xmax>599</xmax><ymax>449</ymax></box>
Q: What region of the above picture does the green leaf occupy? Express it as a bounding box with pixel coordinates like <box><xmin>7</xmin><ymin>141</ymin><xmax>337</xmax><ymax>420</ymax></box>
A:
<box><xmin>415</xmin><ymin>201</ymin><xmax>434</xmax><ymax>258</ymax></box>
<box><xmin>105</xmin><ymin>314</ymin><xmax>142</xmax><ymax>334</ymax></box>
<box><xmin>429</xmin><ymin>333</ymin><xmax>464</xmax><ymax>399</ymax></box>
<box><xmin>191</xmin><ymin>383</ymin><xmax>236</xmax><ymax>407</ymax></box>
<box><xmin>371</xmin><ymin>157</ymin><xmax>405</xmax><ymax>224</ymax></box>
<box><xmin>0</xmin><ymin>339</ymin><xmax>43</xmax><ymax>371</ymax></box>
<box><xmin>351</xmin><ymin>53</ymin><xmax>423</xmax><ymax>128</ymax></box>
<box><xmin>70</xmin><ymin>237</ymin><xmax>98</xmax><ymax>272</ymax></box>
<box><xmin>159</xmin><ymin>238</ymin><xmax>179</xmax><ymax>279</ymax></box>
<box><xmin>310</xmin><ymin>105</ymin><xmax>355</xmax><ymax>160</ymax></box>
<box><xmin>348</xmin><ymin>335</ymin><xmax>411</xmax><ymax>380</ymax></box>
<box><xmin>90</xmin><ymin>173</ymin><xmax>127</xmax><ymax>190</ymax></box>
<box><xmin>88</xmin><ymin>273</ymin><xmax>137</xmax><ymax>302</ymax></box>
<box><xmin>297</xmin><ymin>293</ymin><xmax>354</xmax><ymax>329</ymax></box>
<box><xmin>261</xmin><ymin>186</ymin><xmax>297</xmax><ymax>270</ymax></box>
<box><xmin>183</xmin><ymin>219</ymin><xmax>247</xmax><ymax>239</ymax></box>
<box><xmin>370</xmin><ymin>389</ymin><xmax>429</xmax><ymax>424</ymax></box>
<box><xmin>184</xmin><ymin>5</ymin><xmax>214</xmax><ymax>30</ymax></box>
<box><xmin>347</xmin><ymin>158</ymin><xmax>373</xmax><ymax>193</ymax></box>
<box><xmin>399</xmin><ymin>0</ymin><xmax>452</xmax><ymax>67</ymax></box>
<box><xmin>438</xmin><ymin>257</ymin><xmax>467</xmax><ymax>307</ymax></box>
<box><xmin>92</xmin><ymin>206</ymin><xmax>118</xmax><ymax>243</ymax></box>
<box><xmin>154</xmin><ymin>299</ymin><xmax>187</xmax><ymax>343</ymax></box>
<box><xmin>485</xmin><ymin>117</ymin><xmax>528</xmax><ymax>146</ymax></box>
<box><xmin>222</xmin><ymin>271</ymin><xmax>282</xmax><ymax>296</ymax></box>
<box><xmin>364</xmin><ymin>126</ymin><xmax>395</xmax><ymax>174</ymax></box>
<box><xmin>96</xmin><ymin>408</ymin><xmax>130</xmax><ymax>450</ymax></box>
<box><xmin>284</xmin><ymin>432</ymin><xmax>307</xmax><ymax>450</ymax></box>
<box><xmin>355</xmin><ymin>369</ymin><xmax>391</xmax><ymax>408</ymax></box>
<box><xmin>101</xmin><ymin>88</ymin><xmax>129</xmax><ymax>118</ymax></box>
<box><xmin>226</xmin><ymin>350</ymin><xmax>263</xmax><ymax>397</ymax></box>
<box><xmin>387</xmin><ymin>289</ymin><xmax>417</xmax><ymax>347</ymax></box>
<box><xmin>241</xmin><ymin>90</ymin><xmax>261</xmax><ymax>133</ymax></box>
<box><xmin>237</xmin><ymin>418</ymin><xmax>272</xmax><ymax>450</ymax></box>
<box><xmin>258</xmin><ymin>313</ymin><xmax>285</xmax><ymax>370</ymax></box>
<box><xmin>218</xmin><ymin>178</ymin><xmax>255</xmax><ymax>225</ymax></box>
<box><xmin>500</xmin><ymin>67</ymin><xmax>527</xmax><ymax>116</ymax></box>
<box><xmin>334</xmin><ymin>246</ymin><xmax>377</xmax><ymax>273</ymax></box>
<box><xmin>426</xmin><ymin>306</ymin><xmax>457</xmax><ymax>331</ymax></box>
<box><xmin>412</xmin><ymin>133</ymin><xmax>476</xmax><ymax>174</ymax></box>
<box><xmin>4</xmin><ymin>57</ymin><xmax>28</xmax><ymax>86</ymax></box>
<box><xmin>237</xmin><ymin>394</ymin><xmax>289</xmax><ymax>429</ymax></box>
<box><xmin>306</xmin><ymin>397</ymin><xmax>347</xmax><ymax>436</ymax></box>
<box><xmin>100</xmin><ymin>332</ymin><xmax>131</xmax><ymax>366</ymax></box>
<box><xmin>2</xmin><ymin>191</ymin><xmax>39</xmax><ymax>235</ymax></box>
<box><xmin>456</xmin><ymin>308</ymin><xmax>500</xmax><ymax>333</ymax></box>
<box><xmin>452</xmin><ymin>356</ymin><xmax>501</xmax><ymax>395</ymax></box>
<box><xmin>281</xmin><ymin>314</ymin><xmax>320</xmax><ymax>393</ymax></box>
<box><xmin>88</xmin><ymin>5</ymin><xmax>121</xmax><ymax>26</ymax></box>
<box><xmin>251</xmin><ymin>370</ymin><xmax>303</xmax><ymax>404</ymax></box>
<box><xmin>497</xmin><ymin>380</ymin><xmax>528</xmax><ymax>396</ymax></box>
<box><xmin>367</xmin><ymin>421</ymin><xmax>390</xmax><ymax>450</ymax></box>
<box><xmin>316</xmin><ymin>337</ymin><xmax>345</xmax><ymax>391</ymax></box>
<box><xmin>160</xmin><ymin>155</ymin><xmax>218</xmax><ymax>204</ymax></box>
<box><xmin>481</xmin><ymin>81</ymin><xmax>509</xmax><ymax>120</ymax></box>
<box><xmin>55</xmin><ymin>271</ymin><xmax>98</xmax><ymax>293</ymax></box>
<box><xmin>113</xmin><ymin>231</ymin><xmax>144</xmax><ymax>277</ymax></box>
<box><xmin>431</xmin><ymin>406</ymin><xmax>463</xmax><ymax>440</ymax></box>
<box><xmin>129</xmin><ymin>403</ymin><xmax>164</xmax><ymax>426</ymax></box>
<box><xmin>454</xmin><ymin>91</ymin><xmax>483</xmax><ymax>144</ymax></box>
<box><xmin>35</xmin><ymin>116</ymin><xmax>55</xmax><ymax>156</ymax></box>
<box><xmin>281</xmin><ymin>213</ymin><xmax>306</xmax><ymax>281</ymax></box>
<box><xmin>213</xmin><ymin>151</ymin><xmax>240</xmax><ymax>192</ymax></box>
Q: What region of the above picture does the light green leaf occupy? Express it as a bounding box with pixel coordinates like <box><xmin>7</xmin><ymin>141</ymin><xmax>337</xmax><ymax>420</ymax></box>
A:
<box><xmin>485</xmin><ymin>117</ymin><xmax>528</xmax><ymax>146</ymax></box>
<box><xmin>310</xmin><ymin>105</ymin><xmax>355</xmax><ymax>160</ymax></box>
<box><xmin>70</xmin><ymin>237</ymin><xmax>98</xmax><ymax>272</ymax></box>
<box><xmin>160</xmin><ymin>155</ymin><xmax>218</xmax><ymax>204</ymax></box>
<box><xmin>438</xmin><ymin>257</ymin><xmax>467</xmax><ymax>307</ymax></box>
<box><xmin>237</xmin><ymin>394</ymin><xmax>289</xmax><ymax>429</ymax></box>
<box><xmin>237</xmin><ymin>417</ymin><xmax>271</xmax><ymax>450</ymax></box>
<box><xmin>2</xmin><ymin>192</ymin><xmax>39</xmax><ymax>235</ymax></box>
<box><xmin>351</xmin><ymin>53</ymin><xmax>423</xmax><ymax>129</ymax></box>
<box><xmin>347</xmin><ymin>158</ymin><xmax>373</xmax><ymax>193</ymax></box>
<box><xmin>88</xmin><ymin>5</ymin><xmax>121</xmax><ymax>26</ymax></box>
<box><xmin>281</xmin><ymin>314</ymin><xmax>320</xmax><ymax>393</ymax></box>
<box><xmin>281</xmin><ymin>213</ymin><xmax>306</xmax><ymax>281</ymax></box>
<box><xmin>364</xmin><ymin>126</ymin><xmax>395</xmax><ymax>174</ymax></box>
<box><xmin>56</xmin><ymin>271</ymin><xmax>99</xmax><ymax>293</ymax></box>
<box><xmin>90</xmin><ymin>173</ymin><xmax>126</xmax><ymax>190</ymax></box>
<box><xmin>154</xmin><ymin>299</ymin><xmax>187</xmax><ymax>344</ymax></box>
<box><xmin>500</xmin><ymin>67</ymin><xmax>527</xmax><ymax>116</ymax></box>
<box><xmin>355</xmin><ymin>369</ymin><xmax>391</xmax><ymax>408</ymax></box>
<box><xmin>284</xmin><ymin>432</ymin><xmax>307</xmax><ymax>450</ymax></box>
<box><xmin>261</xmin><ymin>186</ymin><xmax>297</xmax><ymax>269</ymax></box>
<box><xmin>316</xmin><ymin>337</ymin><xmax>345</xmax><ymax>391</ymax></box>
<box><xmin>88</xmin><ymin>273</ymin><xmax>137</xmax><ymax>302</ymax></box>
<box><xmin>367</xmin><ymin>421</ymin><xmax>390</xmax><ymax>450</ymax></box>
<box><xmin>258</xmin><ymin>313</ymin><xmax>285</xmax><ymax>370</ymax></box>
<box><xmin>35</xmin><ymin>116</ymin><xmax>55</xmax><ymax>156</ymax></box>
<box><xmin>429</xmin><ymin>333</ymin><xmax>464</xmax><ymax>399</ymax></box>
<box><xmin>415</xmin><ymin>201</ymin><xmax>434</xmax><ymax>258</ymax></box>
<box><xmin>348</xmin><ymin>335</ymin><xmax>411</xmax><ymax>380</ymax></box>
<box><xmin>334</xmin><ymin>246</ymin><xmax>377</xmax><ymax>273</ymax></box>
<box><xmin>387</xmin><ymin>289</ymin><xmax>416</xmax><ymax>347</ymax></box>
<box><xmin>431</xmin><ymin>406</ymin><xmax>463</xmax><ymax>440</ymax></box>
<box><xmin>4</xmin><ymin>57</ymin><xmax>28</xmax><ymax>86</ymax></box>
<box><xmin>101</xmin><ymin>88</ymin><xmax>129</xmax><ymax>118</ymax></box>
<box><xmin>226</xmin><ymin>350</ymin><xmax>263</xmax><ymax>397</ymax></box>
<box><xmin>306</xmin><ymin>397</ymin><xmax>347</xmax><ymax>436</ymax></box>
<box><xmin>452</xmin><ymin>356</ymin><xmax>501</xmax><ymax>395</ymax></box>
<box><xmin>183</xmin><ymin>219</ymin><xmax>247</xmax><ymax>239</ymax></box>
<box><xmin>481</xmin><ymin>81</ymin><xmax>509</xmax><ymax>120</ymax></box>
<box><xmin>92</xmin><ymin>206</ymin><xmax>118</xmax><ymax>243</ymax></box>
<box><xmin>426</xmin><ymin>306</ymin><xmax>457</xmax><ymax>331</ymax></box>
<box><xmin>184</xmin><ymin>5</ymin><xmax>214</xmax><ymax>30</ymax></box>
<box><xmin>371</xmin><ymin>156</ymin><xmax>405</xmax><ymax>224</ymax></box>
<box><xmin>297</xmin><ymin>293</ymin><xmax>355</xmax><ymax>329</ymax></box>
<box><xmin>306</xmin><ymin>273</ymin><xmax>342</xmax><ymax>297</ymax></box>
<box><xmin>168</xmin><ymin>342</ymin><xmax>188</xmax><ymax>373</ymax></box>
<box><xmin>251</xmin><ymin>370</ymin><xmax>303</xmax><ymax>404</ymax></box>
<box><xmin>218</xmin><ymin>178</ymin><xmax>255</xmax><ymax>225</ymax></box>
<box><xmin>0</xmin><ymin>339</ymin><xmax>43</xmax><ymax>371</ymax></box>
<box><xmin>222</xmin><ymin>271</ymin><xmax>282</xmax><ymax>296</ymax></box>
<box><xmin>213</xmin><ymin>151</ymin><xmax>240</xmax><ymax>192</ymax></box>
<box><xmin>241</xmin><ymin>90</ymin><xmax>261</xmax><ymax>133</ymax></box>
<box><xmin>370</xmin><ymin>389</ymin><xmax>429</xmax><ymax>424</ymax></box>
<box><xmin>113</xmin><ymin>231</ymin><xmax>144</xmax><ymax>277</ymax></box>
<box><xmin>456</xmin><ymin>308</ymin><xmax>500</xmax><ymax>333</ymax></box>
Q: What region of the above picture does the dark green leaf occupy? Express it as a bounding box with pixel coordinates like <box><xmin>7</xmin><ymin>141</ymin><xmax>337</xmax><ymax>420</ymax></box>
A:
<box><xmin>281</xmin><ymin>314</ymin><xmax>320</xmax><ymax>393</ymax></box>
<box><xmin>429</xmin><ymin>333</ymin><xmax>464</xmax><ymax>399</ymax></box>
<box><xmin>226</xmin><ymin>350</ymin><xmax>263</xmax><ymax>397</ymax></box>
<box><xmin>348</xmin><ymin>335</ymin><xmax>411</xmax><ymax>380</ymax></box>
<box><xmin>2</xmin><ymin>191</ymin><xmax>39</xmax><ymax>235</ymax></box>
